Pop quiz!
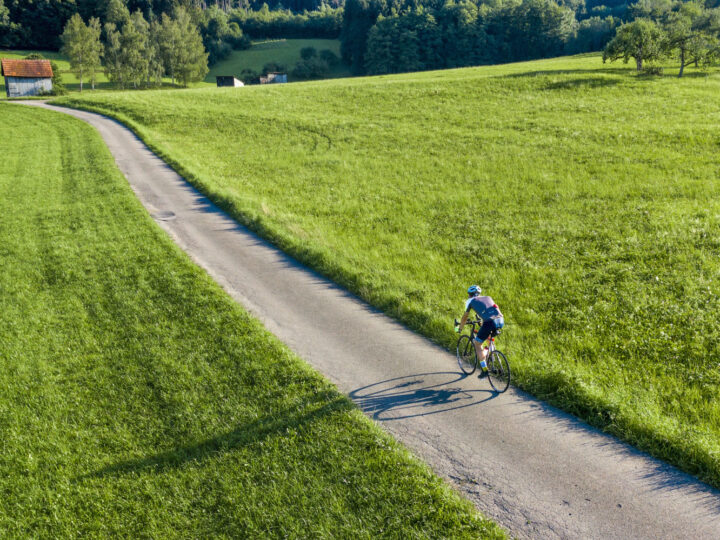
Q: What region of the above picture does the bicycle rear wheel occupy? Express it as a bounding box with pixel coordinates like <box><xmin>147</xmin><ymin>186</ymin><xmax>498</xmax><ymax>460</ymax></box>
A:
<box><xmin>456</xmin><ymin>335</ymin><xmax>477</xmax><ymax>375</ymax></box>
<box><xmin>487</xmin><ymin>350</ymin><xmax>510</xmax><ymax>392</ymax></box>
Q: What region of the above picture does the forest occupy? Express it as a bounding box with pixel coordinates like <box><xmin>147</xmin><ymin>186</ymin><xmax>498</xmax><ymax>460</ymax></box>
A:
<box><xmin>343</xmin><ymin>0</ymin><xmax>720</xmax><ymax>74</ymax></box>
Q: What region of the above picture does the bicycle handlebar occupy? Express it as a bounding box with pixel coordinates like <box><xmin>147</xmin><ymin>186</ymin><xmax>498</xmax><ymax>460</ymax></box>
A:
<box><xmin>455</xmin><ymin>318</ymin><xmax>481</xmax><ymax>326</ymax></box>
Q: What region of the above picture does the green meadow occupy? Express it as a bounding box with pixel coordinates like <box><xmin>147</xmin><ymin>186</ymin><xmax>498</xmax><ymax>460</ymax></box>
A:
<box><xmin>206</xmin><ymin>39</ymin><xmax>349</xmax><ymax>82</ymax></box>
<box><xmin>0</xmin><ymin>103</ymin><xmax>503</xmax><ymax>537</ymax></box>
<box><xmin>56</xmin><ymin>53</ymin><xmax>720</xmax><ymax>487</ymax></box>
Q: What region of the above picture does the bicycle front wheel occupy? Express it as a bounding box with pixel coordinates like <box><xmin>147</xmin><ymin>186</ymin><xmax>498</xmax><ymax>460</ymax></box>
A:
<box><xmin>456</xmin><ymin>335</ymin><xmax>477</xmax><ymax>375</ymax></box>
<box><xmin>487</xmin><ymin>350</ymin><xmax>510</xmax><ymax>393</ymax></box>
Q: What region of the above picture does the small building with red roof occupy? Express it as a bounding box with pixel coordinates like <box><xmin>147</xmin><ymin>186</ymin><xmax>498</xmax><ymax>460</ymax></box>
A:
<box><xmin>1</xmin><ymin>59</ymin><xmax>53</xmax><ymax>98</ymax></box>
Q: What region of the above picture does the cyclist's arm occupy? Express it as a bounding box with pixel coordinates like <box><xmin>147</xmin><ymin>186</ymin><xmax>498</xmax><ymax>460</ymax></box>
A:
<box><xmin>458</xmin><ymin>310</ymin><xmax>469</xmax><ymax>333</ymax></box>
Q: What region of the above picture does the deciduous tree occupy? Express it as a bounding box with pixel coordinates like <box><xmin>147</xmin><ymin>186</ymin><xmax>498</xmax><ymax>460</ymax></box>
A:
<box><xmin>159</xmin><ymin>7</ymin><xmax>208</xmax><ymax>87</ymax></box>
<box><xmin>119</xmin><ymin>10</ymin><xmax>150</xmax><ymax>88</ymax></box>
<box><xmin>103</xmin><ymin>22</ymin><xmax>125</xmax><ymax>86</ymax></box>
<box><xmin>603</xmin><ymin>18</ymin><xmax>666</xmax><ymax>71</ymax></box>
<box><xmin>663</xmin><ymin>2</ymin><xmax>707</xmax><ymax>77</ymax></box>
<box><xmin>61</xmin><ymin>14</ymin><xmax>103</xmax><ymax>92</ymax></box>
<box><xmin>105</xmin><ymin>0</ymin><xmax>130</xmax><ymax>26</ymax></box>
<box><xmin>0</xmin><ymin>0</ymin><xmax>22</xmax><ymax>48</ymax></box>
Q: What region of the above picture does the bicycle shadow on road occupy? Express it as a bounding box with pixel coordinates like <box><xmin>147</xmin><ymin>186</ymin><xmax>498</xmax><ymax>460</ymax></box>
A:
<box><xmin>349</xmin><ymin>371</ymin><xmax>497</xmax><ymax>421</ymax></box>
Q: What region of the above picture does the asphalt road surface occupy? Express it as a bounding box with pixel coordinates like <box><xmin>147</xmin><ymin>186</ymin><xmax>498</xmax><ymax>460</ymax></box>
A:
<box><xmin>19</xmin><ymin>101</ymin><xmax>720</xmax><ymax>539</ymax></box>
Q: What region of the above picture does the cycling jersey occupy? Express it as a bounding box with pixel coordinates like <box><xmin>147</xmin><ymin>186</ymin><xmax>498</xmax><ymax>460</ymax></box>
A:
<box><xmin>465</xmin><ymin>295</ymin><xmax>502</xmax><ymax>321</ymax></box>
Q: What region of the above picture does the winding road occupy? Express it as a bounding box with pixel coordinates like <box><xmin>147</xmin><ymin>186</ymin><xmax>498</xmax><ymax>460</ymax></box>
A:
<box><xmin>18</xmin><ymin>101</ymin><xmax>720</xmax><ymax>539</ymax></box>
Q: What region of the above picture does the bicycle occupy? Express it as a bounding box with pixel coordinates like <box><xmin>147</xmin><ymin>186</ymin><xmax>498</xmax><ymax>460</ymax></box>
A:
<box><xmin>455</xmin><ymin>318</ymin><xmax>511</xmax><ymax>393</ymax></box>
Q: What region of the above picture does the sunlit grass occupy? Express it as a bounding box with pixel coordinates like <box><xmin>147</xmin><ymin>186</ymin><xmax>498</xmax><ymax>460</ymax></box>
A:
<box><xmin>0</xmin><ymin>103</ymin><xmax>504</xmax><ymax>538</ymax></box>
<box><xmin>56</xmin><ymin>53</ymin><xmax>720</xmax><ymax>487</ymax></box>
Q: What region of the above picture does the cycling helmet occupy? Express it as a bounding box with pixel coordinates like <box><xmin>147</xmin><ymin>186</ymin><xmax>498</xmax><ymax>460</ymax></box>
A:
<box><xmin>467</xmin><ymin>285</ymin><xmax>481</xmax><ymax>296</ymax></box>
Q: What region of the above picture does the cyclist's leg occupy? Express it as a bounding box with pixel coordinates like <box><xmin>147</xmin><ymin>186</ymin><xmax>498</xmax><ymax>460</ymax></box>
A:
<box><xmin>472</xmin><ymin>338</ymin><xmax>487</xmax><ymax>359</ymax></box>
<box><xmin>474</xmin><ymin>320</ymin><xmax>494</xmax><ymax>365</ymax></box>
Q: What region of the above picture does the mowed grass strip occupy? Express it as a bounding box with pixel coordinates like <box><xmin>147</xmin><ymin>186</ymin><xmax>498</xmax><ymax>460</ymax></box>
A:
<box><xmin>0</xmin><ymin>103</ymin><xmax>503</xmax><ymax>538</ymax></box>
<box><xmin>56</xmin><ymin>53</ymin><xmax>720</xmax><ymax>487</ymax></box>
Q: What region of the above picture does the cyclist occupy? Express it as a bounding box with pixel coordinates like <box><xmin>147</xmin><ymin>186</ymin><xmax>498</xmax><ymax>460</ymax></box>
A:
<box><xmin>455</xmin><ymin>285</ymin><xmax>504</xmax><ymax>376</ymax></box>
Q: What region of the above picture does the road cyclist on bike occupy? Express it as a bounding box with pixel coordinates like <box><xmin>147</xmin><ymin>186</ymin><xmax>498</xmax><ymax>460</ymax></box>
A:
<box><xmin>455</xmin><ymin>285</ymin><xmax>505</xmax><ymax>377</ymax></box>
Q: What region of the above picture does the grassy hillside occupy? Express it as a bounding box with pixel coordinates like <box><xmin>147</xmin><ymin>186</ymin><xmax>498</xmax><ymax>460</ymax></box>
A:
<box><xmin>0</xmin><ymin>103</ymin><xmax>503</xmax><ymax>538</ymax></box>
<box><xmin>206</xmin><ymin>39</ymin><xmax>349</xmax><ymax>82</ymax></box>
<box><xmin>56</xmin><ymin>53</ymin><xmax>720</xmax><ymax>487</ymax></box>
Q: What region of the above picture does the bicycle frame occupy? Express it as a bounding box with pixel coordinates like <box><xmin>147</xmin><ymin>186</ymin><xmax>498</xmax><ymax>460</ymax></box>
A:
<box><xmin>466</xmin><ymin>319</ymin><xmax>498</xmax><ymax>351</ymax></box>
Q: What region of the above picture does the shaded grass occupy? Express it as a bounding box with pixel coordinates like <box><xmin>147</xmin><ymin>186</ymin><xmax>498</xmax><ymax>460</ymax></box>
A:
<box><xmin>206</xmin><ymin>38</ymin><xmax>350</xmax><ymax>82</ymax></box>
<box><xmin>0</xmin><ymin>102</ymin><xmax>503</xmax><ymax>538</ymax></box>
<box><xmin>55</xmin><ymin>53</ymin><xmax>720</xmax><ymax>488</ymax></box>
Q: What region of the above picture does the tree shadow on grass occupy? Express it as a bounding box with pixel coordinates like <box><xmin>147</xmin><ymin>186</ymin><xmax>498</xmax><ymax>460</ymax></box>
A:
<box><xmin>83</xmin><ymin>391</ymin><xmax>353</xmax><ymax>479</ymax></box>
<box><xmin>501</xmin><ymin>67</ymin><xmax>630</xmax><ymax>79</ymax></box>
<box><xmin>542</xmin><ymin>77</ymin><xmax>621</xmax><ymax>90</ymax></box>
<box><xmin>499</xmin><ymin>69</ymin><xmax>626</xmax><ymax>91</ymax></box>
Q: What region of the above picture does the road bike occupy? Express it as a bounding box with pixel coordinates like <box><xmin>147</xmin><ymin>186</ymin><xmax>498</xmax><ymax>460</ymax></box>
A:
<box><xmin>455</xmin><ymin>318</ymin><xmax>511</xmax><ymax>392</ymax></box>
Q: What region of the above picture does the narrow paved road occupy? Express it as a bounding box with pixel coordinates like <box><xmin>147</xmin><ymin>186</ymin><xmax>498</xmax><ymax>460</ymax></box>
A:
<box><xmin>19</xmin><ymin>101</ymin><xmax>720</xmax><ymax>539</ymax></box>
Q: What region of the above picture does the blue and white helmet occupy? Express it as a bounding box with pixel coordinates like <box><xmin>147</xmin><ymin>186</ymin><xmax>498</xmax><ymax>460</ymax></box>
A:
<box><xmin>467</xmin><ymin>285</ymin><xmax>481</xmax><ymax>296</ymax></box>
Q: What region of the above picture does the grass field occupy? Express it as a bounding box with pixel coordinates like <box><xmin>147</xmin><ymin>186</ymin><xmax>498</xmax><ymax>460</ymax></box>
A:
<box><xmin>0</xmin><ymin>102</ymin><xmax>504</xmax><ymax>537</ymax></box>
<box><xmin>55</xmin><ymin>53</ymin><xmax>720</xmax><ymax>488</ymax></box>
<box><xmin>206</xmin><ymin>39</ymin><xmax>350</xmax><ymax>82</ymax></box>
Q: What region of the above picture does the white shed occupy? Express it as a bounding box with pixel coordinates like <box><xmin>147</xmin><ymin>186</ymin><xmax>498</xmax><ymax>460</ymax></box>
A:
<box><xmin>216</xmin><ymin>76</ymin><xmax>244</xmax><ymax>88</ymax></box>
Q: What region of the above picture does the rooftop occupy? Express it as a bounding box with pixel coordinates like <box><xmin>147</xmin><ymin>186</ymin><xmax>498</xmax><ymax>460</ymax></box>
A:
<box><xmin>1</xmin><ymin>59</ymin><xmax>53</xmax><ymax>78</ymax></box>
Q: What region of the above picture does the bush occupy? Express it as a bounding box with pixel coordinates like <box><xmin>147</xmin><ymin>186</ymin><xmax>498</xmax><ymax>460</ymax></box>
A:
<box><xmin>239</xmin><ymin>68</ymin><xmax>260</xmax><ymax>84</ymax></box>
<box><xmin>262</xmin><ymin>62</ymin><xmax>286</xmax><ymax>75</ymax></box>
<box><xmin>319</xmin><ymin>49</ymin><xmax>339</xmax><ymax>67</ymax></box>
<box><xmin>207</xmin><ymin>39</ymin><xmax>233</xmax><ymax>65</ymax></box>
<box><xmin>292</xmin><ymin>57</ymin><xmax>329</xmax><ymax>79</ymax></box>
<box><xmin>300</xmin><ymin>46</ymin><xmax>317</xmax><ymax>60</ymax></box>
<box><xmin>641</xmin><ymin>65</ymin><xmax>664</xmax><ymax>76</ymax></box>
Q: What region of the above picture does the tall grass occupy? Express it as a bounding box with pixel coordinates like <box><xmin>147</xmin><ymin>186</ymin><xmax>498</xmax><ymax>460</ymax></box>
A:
<box><xmin>56</xmin><ymin>53</ymin><xmax>720</xmax><ymax>486</ymax></box>
<box><xmin>0</xmin><ymin>103</ymin><xmax>503</xmax><ymax>538</ymax></box>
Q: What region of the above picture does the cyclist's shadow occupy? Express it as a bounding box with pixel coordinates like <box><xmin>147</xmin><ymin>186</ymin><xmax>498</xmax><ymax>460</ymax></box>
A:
<box><xmin>349</xmin><ymin>371</ymin><xmax>496</xmax><ymax>421</ymax></box>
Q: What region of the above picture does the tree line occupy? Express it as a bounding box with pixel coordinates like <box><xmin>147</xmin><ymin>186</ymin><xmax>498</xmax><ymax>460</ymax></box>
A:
<box><xmin>231</xmin><ymin>5</ymin><xmax>342</xmax><ymax>38</ymax></box>
<box><xmin>59</xmin><ymin>0</ymin><xmax>208</xmax><ymax>90</ymax></box>
<box><xmin>343</xmin><ymin>0</ymin><xmax>615</xmax><ymax>75</ymax></box>
<box><xmin>341</xmin><ymin>0</ymin><xmax>720</xmax><ymax>76</ymax></box>
<box><xmin>603</xmin><ymin>0</ymin><xmax>720</xmax><ymax>75</ymax></box>
<box><xmin>0</xmin><ymin>0</ymin><xmax>340</xmax><ymax>51</ymax></box>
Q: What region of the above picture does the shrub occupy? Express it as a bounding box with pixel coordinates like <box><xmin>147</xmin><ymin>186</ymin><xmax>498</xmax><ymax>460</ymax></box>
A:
<box><xmin>300</xmin><ymin>46</ymin><xmax>317</xmax><ymax>60</ymax></box>
<box><xmin>641</xmin><ymin>65</ymin><xmax>664</xmax><ymax>76</ymax></box>
<box><xmin>292</xmin><ymin>57</ymin><xmax>329</xmax><ymax>79</ymax></box>
<box><xmin>207</xmin><ymin>39</ymin><xmax>233</xmax><ymax>65</ymax></box>
<box><xmin>319</xmin><ymin>49</ymin><xmax>339</xmax><ymax>67</ymax></box>
<box><xmin>227</xmin><ymin>22</ymin><xmax>251</xmax><ymax>50</ymax></box>
<box><xmin>239</xmin><ymin>68</ymin><xmax>260</xmax><ymax>84</ymax></box>
<box><xmin>262</xmin><ymin>62</ymin><xmax>286</xmax><ymax>75</ymax></box>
